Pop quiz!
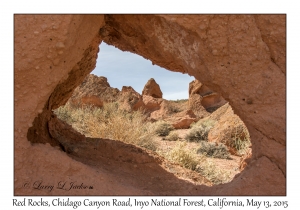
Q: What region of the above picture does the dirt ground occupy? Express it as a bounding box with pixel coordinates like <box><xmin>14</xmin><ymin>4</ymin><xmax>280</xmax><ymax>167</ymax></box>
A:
<box><xmin>153</xmin><ymin>129</ymin><xmax>243</xmax><ymax>183</ymax></box>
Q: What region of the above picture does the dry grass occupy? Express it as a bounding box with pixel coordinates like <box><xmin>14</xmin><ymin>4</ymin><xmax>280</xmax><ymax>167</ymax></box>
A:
<box><xmin>197</xmin><ymin>141</ymin><xmax>231</xmax><ymax>159</ymax></box>
<box><xmin>54</xmin><ymin>102</ymin><xmax>157</xmax><ymax>151</ymax></box>
<box><xmin>195</xmin><ymin>158</ymin><xmax>232</xmax><ymax>185</ymax></box>
<box><xmin>160</xmin><ymin>142</ymin><xmax>232</xmax><ymax>184</ymax></box>
<box><xmin>164</xmin><ymin>131</ymin><xmax>180</xmax><ymax>141</ymax></box>
<box><xmin>162</xmin><ymin>142</ymin><xmax>198</xmax><ymax>170</ymax></box>
<box><xmin>228</xmin><ymin>125</ymin><xmax>251</xmax><ymax>156</ymax></box>
<box><xmin>165</xmin><ymin>99</ymin><xmax>188</xmax><ymax>114</ymax></box>
<box><xmin>185</xmin><ymin>119</ymin><xmax>216</xmax><ymax>142</ymax></box>
<box><xmin>55</xmin><ymin>101</ymin><xmax>242</xmax><ymax>185</ymax></box>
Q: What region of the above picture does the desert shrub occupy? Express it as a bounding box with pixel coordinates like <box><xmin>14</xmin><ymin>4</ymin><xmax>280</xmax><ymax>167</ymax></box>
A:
<box><xmin>155</xmin><ymin>121</ymin><xmax>174</xmax><ymax>136</ymax></box>
<box><xmin>185</xmin><ymin>119</ymin><xmax>215</xmax><ymax>142</ymax></box>
<box><xmin>164</xmin><ymin>132</ymin><xmax>179</xmax><ymax>141</ymax></box>
<box><xmin>166</xmin><ymin>99</ymin><xmax>188</xmax><ymax>113</ymax></box>
<box><xmin>195</xmin><ymin>158</ymin><xmax>232</xmax><ymax>185</ymax></box>
<box><xmin>161</xmin><ymin>142</ymin><xmax>232</xmax><ymax>184</ymax></box>
<box><xmin>53</xmin><ymin>103</ymin><xmax>74</xmax><ymax>124</ymax></box>
<box><xmin>228</xmin><ymin>125</ymin><xmax>251</xmax><ymax>155</ymax></box>
<box><xmin>164</xmin><ymin>142</ymin><xmax>198</xmax><ymax>170</ymax></box>
<box><xmin>173</xmin><ymin>99</ymin><xmax>188</xmax><ymax>103</ymax></box>
<box><xmin>54</xmin><ymin>102</ymin><xmax>157</xmax><ymax>151</ymax></box>
<box><xmin>168</xmin><ymin>104</ymin><xmax>181</xmax><ymax>113</ymax></box>
<box><xmin>165</xmin><ymin>101</ymin><xmax>181</xmax><ymax>113</ymax></box>
<box><xmin>197</xmin><ymin>141</ymin><xmax>230</xmax><ymax>159</ymax></box>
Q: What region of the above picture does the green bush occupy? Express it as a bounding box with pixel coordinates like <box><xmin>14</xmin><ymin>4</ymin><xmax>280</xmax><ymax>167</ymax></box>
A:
<box><xmin>155</xmin><ymin>121</ymin><xmax>174</xmax><ymax>136</ymax></box>
<box><xmin>164</xmin><ymin>132</ymin><xmax>179</xmax><ymax>141</ymax></box>
<box><xmin>197</xmin><ymin>141</ymin><xmax>230</xmax><ymax>159</ymax></box>
<box><xmin>185</xmin><ymin>119</ymin><xmax>215</xmax><ymax>142</ymax></box>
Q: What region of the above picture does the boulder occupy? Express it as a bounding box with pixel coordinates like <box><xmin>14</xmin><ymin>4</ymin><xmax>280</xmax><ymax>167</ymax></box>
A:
<box><xmin>142</xmin><ymin>95</ymin><xmax>163</xmax><ymax>112</ymax></box>
<box><xmin>207</xmin><ymin>104</ymin><xmax>250</xmax><ymax>155</ymax></box>
<box><xmin>142</xmin><ymin>78</ymin><xmax>163</xmax><ymax>98</ymax></box>
<box><xmin>165</xmin><ymin>109</ymin><xmax>197</xmax><ymax>129</ymax></box>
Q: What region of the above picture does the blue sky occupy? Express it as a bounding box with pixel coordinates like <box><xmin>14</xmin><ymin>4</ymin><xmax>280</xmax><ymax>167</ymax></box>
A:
<box><xmin>92</xmin><ymin>42</ymin><xmax>194</xmax><ymax>100</ymax></box>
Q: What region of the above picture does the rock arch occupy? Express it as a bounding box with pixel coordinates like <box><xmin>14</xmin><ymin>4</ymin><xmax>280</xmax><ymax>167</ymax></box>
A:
<box><xmin>14</xmin><ymin>14</ymin><xmax>286</xmax><ymax>195</ymax></box>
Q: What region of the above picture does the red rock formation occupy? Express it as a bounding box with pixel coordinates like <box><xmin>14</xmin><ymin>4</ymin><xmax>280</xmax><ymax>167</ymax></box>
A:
<box><xmin>189</xmin><ymin>79</ymin><xmax>227</xmax><ymax>113</ymax></box>
<box><xmin>118</xmin><ymin>86</ymin><xmax>144</xmax><ymax>111</ymax></box>
<box><xmin>165</xmin><ymin>109</ymin><xmax>197</xmax><ymax>129</ymax></box>
<box><xmin>142</xmin><ymin>95</ymin><xmax>163</xmax><ymax>112</ymax></box>
<box><xmin>207</xmin><ymin>103</ymin><xmax>250</xmax><ymax>155</ymax></box>
<box><xmin>142</xmin><ymin>78</ymin><xmax>163</xmax><ymax>98</ymax></box>
<box><xmin>15</xmin><ymin>14</ymin><xmax>286</xmax><ymax>195</ymax></box>
<box><xmin>69</xmin><ymin>74</ymin><xmax>119</xmax><ymax>107</ymax></box>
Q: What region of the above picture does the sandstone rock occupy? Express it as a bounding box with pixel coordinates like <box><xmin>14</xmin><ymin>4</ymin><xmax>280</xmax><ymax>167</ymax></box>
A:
<box><xmin>188</xmin><ymin>94</ymin><xmax>210</xmax><ymax>118</ymax></box>
<box><xmin>201</xmin><ymin>93</ymin><xmax>227</xmax><ymax>112</ymax></box>
<box><xmin>148</xmin><ymin>100</ymin><xmax>167</xmax><ymax>121</ymax></box>
<box><xmin>189</xmin><ymin>79</ymin><xmax>227</xmax><ymax>113</ymax></box>
<box><xmin>207</xmin><ymin>104</ymin><xmax>250</xmax><ymax>155</ymax></box>
<box><xmin>142</xmin><ymin>95</ymin><xmax>163</xmax><ymax>112</ymax></box>
<box><xmin>118</xmin><ymin>86</ymin><xmax>144</xmax><ymax>111</ymax></box>
<box><xmin>142</xmin><ymin>78</ymin><xmax>163</xmax><ymax>98</ymax></box>
<box><xmin>69</xmin><ymin>74</ymin><xmax>120</xmax><ymax>107</ymax></box>
<box><xmin>165</xmin><ymin>110</ymin><xmax>197</xmax><ymax>129</ymax></box>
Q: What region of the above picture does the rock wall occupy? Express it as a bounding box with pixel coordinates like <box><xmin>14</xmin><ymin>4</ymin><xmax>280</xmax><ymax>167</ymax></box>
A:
<box><xmin>189</xmin><ymin>79</ymin><xmax>227</xmax><ymax>113</ymax></box>
<box><xmin>15</xmin><ymin>14</ymin><xmax>286</xmax><ymax>195</ymax></box>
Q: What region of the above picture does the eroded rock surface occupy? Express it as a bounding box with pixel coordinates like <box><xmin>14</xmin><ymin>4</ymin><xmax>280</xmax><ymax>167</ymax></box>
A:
<box><xmin>15</xmin><ymin>14</ymin><xmax>286</xmax><ymax>195</ymax></box>
<box><xmin>189</xmin><ymin>79</ymin><xmax>227</xmax><ymax>113</ymax></box>
<box><xmin>118</xmin><ymin>86</ymin><xmax>144</xmax><ymax>111</ymax></box>
<box><xmin>206</xmin><ymin>103</ymin><xmax>251</xmax><ymax>155</ymax></box>
<box><xmin>165</xmin><ymin>109</ymin><xmax>197</xmax><ymax>129</ymax></box>
<box><xmin>142</xmin><ymin>78</ymin><xmax>163</xmax><ymax>98</ymax></box>
<box><xmin>69</xmin><ymin>74</ymin><xmax>120</xmax><ymax>107</ymax></box>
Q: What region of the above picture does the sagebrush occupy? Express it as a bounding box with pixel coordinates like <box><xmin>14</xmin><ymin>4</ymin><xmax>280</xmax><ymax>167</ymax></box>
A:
<box><xmin>185</xmin><ymin>119</ymin><xmax>216</xmax><ymax>142</ymax></box>
<box><xmin>197</xmin><ymin>141</ymin><xmax>230</xmax><ymax>159</ymax></box>
<box><xmin>228</xmin><ymin>125</ymin><xmax>251</xmax><ymax>155</ymax></box>
<box><xmin>155</xmin><ymin>121</ymin><xmax>174</xmax><ymax>136</ymax></box>
<box><xmin>164</xmin><ymin>131</ymin><xmax>179</xmax><ymax>141</ymax></box>
<box><xmin>163</xmin><ymin>142</ymin><xmax>198</xmax><ymax>170</ymax></box>
<box><xmin>196</xmin><ymin>158</ymin><xmax>232</xmax><ymax>185</ymax></box>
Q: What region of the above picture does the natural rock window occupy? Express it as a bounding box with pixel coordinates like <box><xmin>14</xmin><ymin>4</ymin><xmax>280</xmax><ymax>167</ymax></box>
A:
<box><xmin>53</xmin><ymin>42</ymin><xmax>252</xmax><ymax>186</ymax></box>
<box><xmin>17</xmin><ymin>15</ymin><xmax>285</xmax><ymax>196</ymax></box>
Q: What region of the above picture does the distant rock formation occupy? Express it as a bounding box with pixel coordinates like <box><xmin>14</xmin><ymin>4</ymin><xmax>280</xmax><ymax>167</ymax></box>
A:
<box><xmin>165</xmin><ymin>109</ymin><xmax>197</xmax><ymax>129</ymax></box>
<box><xmin>142</xmin><ymin>78</ymin><xmax>163</xmax><ymax>98</ymax></box>
<box><xmin>69</xmin><ymin>74</ymin><xmax>120</xmax><ymax>107</ymax></box>
<box><xmin>118</xmin><ymin>86</ymin><xmax>144</xmax><ymax>111</ymax></box>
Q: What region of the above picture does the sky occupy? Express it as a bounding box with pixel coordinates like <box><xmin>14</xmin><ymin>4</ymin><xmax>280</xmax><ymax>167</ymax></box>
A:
<box><xmin>92</xmin><ymin>42</ymin><xmax>194</xmax><ymax>100</ymax></box>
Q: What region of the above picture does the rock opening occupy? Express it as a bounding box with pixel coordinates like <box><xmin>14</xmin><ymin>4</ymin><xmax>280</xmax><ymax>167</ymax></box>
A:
<box><xmin>15</xmin><ymin>14</ymin><xmax>286</xmax><ymax>195</ymax></box>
